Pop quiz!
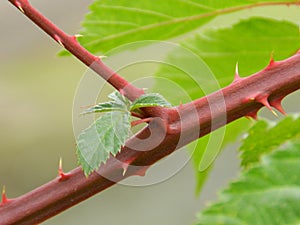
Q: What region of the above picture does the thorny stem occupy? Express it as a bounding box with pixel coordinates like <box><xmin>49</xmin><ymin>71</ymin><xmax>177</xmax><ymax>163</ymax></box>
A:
<box><xmin>8</xmin><ymin>0</ymin><xmax>144</xmax><ymax>101</ymax></box>
<box><xmin>2</xmin><ymin>0</ymin><xmax>300</xmax><ymax>224</ymax></box>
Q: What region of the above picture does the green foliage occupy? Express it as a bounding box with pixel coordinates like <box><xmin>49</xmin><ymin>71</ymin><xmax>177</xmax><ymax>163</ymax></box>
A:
<box><xmin>182</xmin><ymin>17</ymin><xmax>300</xmax><ymax>83</ymax></box>
<box><xmin>197</xmin><ymin>137</ymin><xmax>300</xmax><ymax>225</ymax></box>
<box><xmin>74</xmin><ymin>0</ymin><xmax>300</xmax><ymax>216</ymax></box>
<box><xmin>154</xmin><ymin>17</ymin><xmax>300</xmax><ymax>194</ymax></box>
<box><xmin>130</xmin><ymin>93</ymin><xmax>172</xmax><ymax>111</ymax></box>
<box><xmin>155</xmin><ymin>18</ymin><xmax>300</xmax><ymax>101</ymax></box>
<box><xmin>240</xmin><ymin>116</ymin><xmax>300</xmax><ymax>169</ymax></box>
<box><xmin>77</xmin><ymin>91</ymin><xmax>171</xmax><ymax>176</ymax></box>
<box><xmin>76</xmin><ymin>111</ymin><xmax>130</xmax><ymax>176</ymax></box>
<box><xmin>191</xmin><ymin>119</ymin><xmax>250</xmax><ymax>194</ymax></box>
<box><xmin>60</xmin><ymin>0</ymin><xmax>299</xmax><ymax>55</ymax></box>
<box><xmin>82</xmin><ymin>91</ymin><xmax>129</xmax><ymax>114</ymax></box>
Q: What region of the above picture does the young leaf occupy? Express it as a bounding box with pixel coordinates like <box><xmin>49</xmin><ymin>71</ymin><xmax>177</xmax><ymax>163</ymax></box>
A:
<box><xmin>82</xmin><ymin>91</ymin><xmax>129</xmax><ymax>115</ymax></box>
<box><xmin>130</xmin><ymin>93</ymin><xmax>172</xmax><ymax>111</ymax></box>
<box><xmin>108</xmin><ymin>90</ymin><xmax>130</xmax><ymax>106</ymax></box>
<box><xmin>81</xmin><ymin>101</ymin><xmax>127</xmax><ymax>115</ymax></box>
<box><xmin>76</xmin><ymin>111</ymin><xmax>130</xmax><ymax>176</ymax></box>
<box><xmin>196</xmin><ymin>139</ymin><xmax>300</xmax><ymax>225</ymax></box>
<box><xmin>240</xmin><ymin>116</ymin><xmax>300</xmax><ymax>169</ymax></box>
<box><xmin>64</xmin><ymin>0</ymin><xmax>299</xmax><ymax>54</ymax></box>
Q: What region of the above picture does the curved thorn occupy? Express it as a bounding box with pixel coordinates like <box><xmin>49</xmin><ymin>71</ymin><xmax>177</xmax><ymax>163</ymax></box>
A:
<box><xmin>53</xmin><ymin>34</ymin><xmax>64</xmax><ymax>48</ymax></box>
<box><xmin>245</xmin><ymin>110</ymin><xmax>258</xmax><ymax>121</ymax></box>
<box><xmin>74</xmin><ymin>34</ymin><xmax>83</xmax><ymax>38</ymax></box>
<box><xmin>136</xmin><ymin>166</ymin><xmax>149</xmax><ymax>177</ymax></box>
<box><xmin>270</xmin><ymin>97</ymin><xmax>287</xmax><ymax>115</ymax></box>
<box><xmin>1</xmin><ymin>185</ymin><xmax>8</xmax><ymax>205</ymax></box>
<box><xmin>233</xmin><ymin>62</ymin><xmax>242</xmax><ymax>82</ymax></box>
<box><xmin>15</xmin><ymin>1</ymin><xmax>25</xmax><ymax>14</ymax></box>
<box><xmin>58</xmin><ymin>157</ymin><xmax>70</xmax><ymax>181</ymax></box>
<box><xmin>265</xmin><ymin>51</ymin><xmax>278</xmax><ymax>70</ymax></box>
<box><xmin>122</xmin><ymin>163</ymin><xmax>129</xmax><ymax>176</ymax></box>
<box><xmin>257</xmin><ymin>97</ymin><xmax>278</xmax><ymax>117</ymax></box>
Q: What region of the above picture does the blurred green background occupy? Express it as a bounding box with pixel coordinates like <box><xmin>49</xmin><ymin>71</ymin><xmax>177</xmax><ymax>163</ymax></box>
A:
<box><xmin>0</xmin><ymin>1</ymin><xmax>300</xmax><ymax>224</ymax></box>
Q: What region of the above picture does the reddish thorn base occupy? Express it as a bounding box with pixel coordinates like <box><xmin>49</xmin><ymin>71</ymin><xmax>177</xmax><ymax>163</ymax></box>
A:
<box><xmin>58</xmin><ymin>172</ymin><xmax>71</xmax><ymax>182</ymax></box>
<box><xmin>270</xmin><ymin>98</ymin><xmax>287</xmax><ymax>115</ymax></box>
<box><xmin>136</xmin><ymin>166</ymin><xmax>149</xmax><ymax>177</ymax></box>
<box><xmin>245</xmin><ymin>111</ymin><xmax>258</xmax><ymax>120</ymax></box>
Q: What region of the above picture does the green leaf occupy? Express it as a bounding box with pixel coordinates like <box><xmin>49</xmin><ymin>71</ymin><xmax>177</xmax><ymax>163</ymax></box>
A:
<box><xmin>130</xmin><ymin>93</ymin><xmax>172</xmax><ymax>111</ymax></box>
<box><xmin>82</xmin><ymin>91</ymin><xmax>129</xmax><ymax>114</ymax></box>
<box><xmin>182</xmin><ymin>17</ymin><xmax>300</xmax><ymax>85</ymax></box>
<box><xmin>155</xmin><ymin>18</ymin><xmax>300</xmax><ymax>102</ymax></box>
<box><xmin>81</xmin><ymin>101</ymin><xmax>127</xmax><ymax>114</ymax></box>
<box><xmin>196</xmin><ymin>139</ymin><xmax>300</xmax><ymax>225</ymax></box>
<box><xmin>191</xmin><ymin>119</ymin><xmax>250</xmax><ymax>194</ymax></box>
<box><xmin>108</xmin><ymin>90</ymin><xmax>129</xmax><ymax>105</ymax></box>
<box><xmin>76</xmin><ymin>111</ymin><xmax>130</xmax><ymax>176</ymax></box>
<box><xmin>240</xmin><ymin>116</ymin><xmax>300</xmax><ymax>169</ymax></box>
<box><xmin>154</xmin><ymin>17</ymin><xmax>300</xmax><ymax>193</ymax></box>
<box><xmin>66</xmin><ymin>0</ymin><xmax>299</xmax><ymax>55</ymax></box>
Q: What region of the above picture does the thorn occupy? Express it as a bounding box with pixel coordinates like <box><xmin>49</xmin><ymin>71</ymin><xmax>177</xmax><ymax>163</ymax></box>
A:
<box><xmin>245</xmin><ymin>110</ymin><xmax>258</xmax><ymax>121</ymax></box>
<box><xmin>1</xmin><ymin>186</ymin><xmax>8</xmax><ymax>205</ymax></box>
<box><xmin>74</xmin><ymin>34</ymin><xmax>83</xmax><ymax>38</ymax></box>
<box><xmin>58</xmin><ymin>157</ymin><xmax>70</xmax><ymax>181</ymax></box>
<box><xmin>122</xmin><ymin>163</ymin><xmax>129</xmax><ymax>176</ymax></box>
<box><xmin>54</xmin><ymin>34</ymin><xmax>64</xmax><ymax>48</ymax></box>
<box><xmin>265</xmin><ymin>51</ymin><xmax>278</xmax><ymax>70</ymax></box>
<box><xmin>270</xmin><ymin>97</ymin><xmax>287</xmax><ymax>115</ymax></box>
<box><xmin>233</xmin><ymin>62</ymin><xmax>242</xmax><ymax>82</ymax></box>
<box><xmin>15</xmin><ymin>1</ymin><xmax>24</xmax><ymax>14</ymax></box>
<box><xmin>257</xmin><ymin>96</ymin><xmax>278</xmax><ymax>117</ymax></box>
<box><xmin>131</xmin><ymin>118</ymin><xmax>152</xmax><ymax>127</ymax></box>
<box><xmin>97</xmin><ymin>55</ymin><xmax>107</xmax><ymax>59</ymax></box>
<box><xmin>72</xmin><ymin>34</ymin><xmax>83</xmax><ymax>42</ymax></box>
<box><xmin>136</xmin><ymin>166</ymin><xmax>149</xmax><ymax>177</ymax></box>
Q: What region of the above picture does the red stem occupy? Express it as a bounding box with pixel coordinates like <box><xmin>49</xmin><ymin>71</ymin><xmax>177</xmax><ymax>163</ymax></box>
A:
<box><xmin>8</xmin><ymin>0</ymin><xmax>144</xmax><ymax>101</ymax></box>
<box><xmin>2</xmin><ymin>0</ymin><xmax>300</xmax><ymax>224</ymax></box>
<box><xmin>1</xmin><ymin>51</ymin><xmax>300</xmax><ymax>225</ymax></box>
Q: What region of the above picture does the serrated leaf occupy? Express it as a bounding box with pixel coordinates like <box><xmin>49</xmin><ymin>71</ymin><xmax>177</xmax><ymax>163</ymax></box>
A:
<box><xmin>81</xmin><ymin>101</ymin><xmax>127</xmax><ymax>114</ymax></box>
<box><xmin>191</xmin><ymin>119</ymin><xmax>250</xmax><ymax>195</ymax></box>
<box><xmin>76</xmin><ymin>111</ymin><xmax>130</xmax><ymax>176</ymax></box>
<box><xmin>182</xmin><ymin>17</ymin><xmax>300</xmax><ymax>84</ymax></box>
<box><xmin>108</xmin><ymin>90</ymin><xmax>129</xmax><ymax>105</ymax></box>
<box><xmin>130</xmin><ymin>93</ymin><xmax>172</xmax><ymax>111</ymax></box>
<box><xmin>153</xmin><ymin>17</ymin><xmax>300</xmax><ymax>193</ymax></box>
<box><xmin>60</xmin><ymin>0</ymin><xmax>299</xmax><ymax>55</ymax></box>
<box><xmin>196</xmin><ymin>139</ymin><xmax>300</xmax><ymax>225</ymax></box>
<box><xmin>240</xmin><ymin>116</ymin><xmax>300</xmax><ymax>169</ymax></box>
<box><xmin>155</xmin><ymin>18</ymin><xmax>300</xmax><ymax>103</ymax></box>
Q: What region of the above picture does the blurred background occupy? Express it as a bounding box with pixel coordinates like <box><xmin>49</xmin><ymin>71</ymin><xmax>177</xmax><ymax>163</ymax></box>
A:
<box><xmin>0</xmin><ymin>1</ymin><xmax>300</xmax><ymax>224</ymax></box>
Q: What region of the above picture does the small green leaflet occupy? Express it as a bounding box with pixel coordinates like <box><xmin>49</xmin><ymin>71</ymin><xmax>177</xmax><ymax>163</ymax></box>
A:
<box><xmin>196</xmin><ymin>139</ymin><xmax>300</xmax><ymax>225</ymax></box>
<box><xmin>81</xmin><ymin>91</ymin><xmax>130</xmax><ymax>115</ymax></box>
<box><xmin>130</xmin><ymin>93</ymin><xmax>172</xmax><ymax>111</ymax></box>
<box><xmin>240</xmin><ymin>115</ymin><xmax>300</xmax><ymax>169</ymax></box>
<box><xmin>77</xmin><ymin>91</ymin><xmax>171</xmax><ymax>176</ymax></box>
<box><xmin>81</xmin><ymin>101</ymin><xmax>127</xmax><ymax>114</ymax></box>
